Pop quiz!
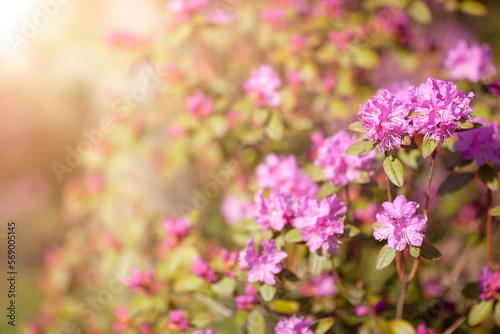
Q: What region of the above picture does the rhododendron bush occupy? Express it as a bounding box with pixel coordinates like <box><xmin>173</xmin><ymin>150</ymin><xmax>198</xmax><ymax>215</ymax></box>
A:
<box><xmin>28</xmin><ymin>0</ymin><xmax>500</xmax><ymax>333</ymax></box>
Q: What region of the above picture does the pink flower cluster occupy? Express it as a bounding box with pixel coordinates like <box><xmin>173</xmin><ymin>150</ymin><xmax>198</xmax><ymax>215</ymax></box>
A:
<box><xmin>314</xmin><ymin>131</ymin><xmax>374</xmax><ymax>185</ymax></box>
<box><xmin>293</xmin><ymin>194</ymin><xmax>346</xmax><ymax>253</ymax></box>
<box><xmin>444</xmin><ymin>39</ymin><xmax>495</xmax><ymax>83</ymax></box>
<box><xmin>220</xmin><ymin>195</ymin><xmax>255</xmax><ymax>225</ymax></box>
<box><xmin>160</xmin><ymin>217</ymin><xmax>191</xmax><ymax>252</ymax></box>
<box><xmin>359</xmin><ymin>78</ymin><xmax>475</xmax><ymax>149</ymax></box>
<box><xmin>373</xmin><ymin>195</ymin><xmax>427</xmax><ymax>251</ymax></box>
<box><xmin>478</xmin><ymin>267</ymin><xmax>500</xmax><ymax>300</ymax></box>
<box><xmin>165</xmin><ymin>309</ymin><xmax>189</xmax><ymax>331</ymax></box>
<box><xmin>254</xmin><ymin>190</ymin><xmax>290</xmax><ymax>231</ymax></box>
<box><xmin>235</xmin><ymin>284</ymin><xmax>258</xmax><ymax>310</ymax></box>
<box><xmin>238</xmin><ymin>236</ymin><xmax>287</xmax><ymax>285</ymax></box>
<box><xmin>187</xmin><ymin>91</ymin><xmax>214</xmax><ymax>120</ymax></box>
<box><xmin>125</xmin><ymin>268</ymin><xmax>160</xmax><ymax>295</ymax></box>
<box><xmin>454</xmin><ymin>119</ymin><xmax>500</xmax><ymax>166</ymax></box>
<box><xmin>192</xmin><ymin>258</ymin><xmax>217</xmax><ymax>282</ymax></box>
<box><xmin>275</xmin><ymin>315</ymin><xmax>314</xmax><ymax>334</ymax></box>
<box><xmin>167</xmin><ymin>0</ymin><xmax>208</xmax><ymax>21</ymax></box>
<box><xmin>299</xmin><ymin>272</ymin><xmax>337</xmax><ymax>298</ymax></box>
<box><xmin>244</xmin><ymin>64</ymin><xmax>281</xmax><ymax>107</ymax></box>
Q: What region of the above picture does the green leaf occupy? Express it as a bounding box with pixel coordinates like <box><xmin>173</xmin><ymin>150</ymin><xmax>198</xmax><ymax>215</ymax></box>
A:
<box><xmin>420</xmin><ymin>242</ymin><xmax>442</xmax><ymax>260</ymax></box>
<box><xmin>309</xmin><ymin>252</ymin><xmax>330</xmax><ymax>277</ymax></box>
<box><xmin>284</xmin><ymin>229</ymin><xmax>303</xmax><ymax>243</ymax></box>
<box><xmin>460</xmin><ymin>0</ymin><xmax>488</xmax><ymax>16</ymax></box>
<box><xmin>409</xmin><ymin>246</ymin><xmax>420</xmax><ymax>258</ymax></box>
<box><xmin>247</xmin><ymin>309</ymin><xmax>266</xmax><ymax>334</ymax></box>
<box><xmin>457</xmin><ymin>117</ymin><xmax>474</xmax><ymax>129</ymax></box>
<box><xmin>421</xmin><ymin>139</ymin><xmax>438</xmax><ymax>158</ymax></box>
<box><xmin>340</xmin><ymin>224</ymin><xmax>360</xmax><ymax>238</ymax></box>
<box><xmin>346</xmin><ymin>139</ymin><xmax>377</xmax><ymax>156</ymax></box>
<box><xmin>456</xmin><ymin>122</ymin><xmax>484</xmax><ymax>132</ymax></box>
<box><xmin>401</xmin><ymin>134</ymin><xmax>412</xmax><ymax>146</ymax></box>
<box><xmin>389</xmin><ymin>319</ymin><xmax>415</xmax><ymax>334</ymax></box>
<box><xmin>376</xmin><ymin>245</ymin><xmax>397</xmax><ymax>270</ymax></box>
<box><xmin>437</xmin><ymin>173</ymin><xmax>475</xmax><ymax>196</ymax></box>
<box><xmin>490</xmin><ymin>205</ymin><xmax>500</xmax><ymax>216</ymax></box>
<box><xmin>462</xmin><ymin>282</ymin><xmax>480</xmax><ymax>299</ymax></box>
<box><xmin>269</xmin><ymin>300</ymin><xmax>300</xmax><ymax>314</ymax></box>
<box><xmin>317</xmin><ymin>182</ymin><xmax>342</xmax><ymax>200</ymax></box>
<box><xmin>409</xmin><ymin>1</ymin><xmax>432</xmax><ymax>24</ymax></box>
<box><xmin>260</xmin><ymin>284</ymin><xmax>276</xmax><ymax>302</ymax></box>
<box><xmin>468</xmin><ymin>299</ymin><xmax>494</xmax><ymax>326</ymax></box>
<box><xmin>399</xmin><ymin>149</ymin><xmax>420</xmax><ymax>169</ymax></box>
<box><xmin>493</xmin><ymin>301</ymin><xmax>500</xmax><ymax>327</ymax></box>
<box><xmin>314</xmin><ymin>318</ymin><xmax>335</xmax><ymax>334</ymax></box>
<box><xmin>265</xmin><ymin>113</ymin><xmax>284</xmax><ymax>141</ymax></box>
<box><xmin>478</xmin><ymin>165</ymin><xmax>499</xmax><ymax>191</ymax></box>
<box><xmin>383</xmin><ymin>156</ymin><xmax>405</xmax><ymax>187</ymax></box>
<box><xmin>348</xmin><ymin>121</ymin><xmax>364</xmax><ymax>133</ymax></box>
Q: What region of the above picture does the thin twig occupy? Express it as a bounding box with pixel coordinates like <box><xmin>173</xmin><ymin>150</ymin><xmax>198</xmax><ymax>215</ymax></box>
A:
<box><xmin>395</xmin><ymin>251</ymin><xmax>406</xmax><ymax>319</ymax></box>
<box><xmin>486</xmin><ymin>189</ymin><xmax>500</xmax><ymax>270</ymax></box>
<box><xmin>442</xmin><ymin>315</ymin><xmax>466</xmax><ymax>334</ymax></box>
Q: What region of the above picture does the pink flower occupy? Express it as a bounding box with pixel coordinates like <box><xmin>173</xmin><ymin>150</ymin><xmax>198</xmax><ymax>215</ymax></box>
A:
<box><xmin>244</xmin><ymin>64</ymin><xmax>281</xmax><ymax>107</ymax></box>
<box><xmin>287</xmin><ymin>70</ymin><xmax>303</xmax><ymax>88</ymax></box>
<box><xmin>139</xmin><ymin>323</ymin><xmax>153</xmax><ymax>334</ymax></box>
<box><xmin>192</xmin><ymin>330</ymin><xmax>214</xmax><ymax>334</ymax></box>
<box><xmin>220</xmin><ymin>195</ymin><xmax>255</xmax><ymax>225</ymax></box>
<box><xmin>274</xmin><ymin>315</ymin><xmax>314</xmax><ymax>334</ymax></box>
<box><xmin>161</xmin><ymin>217</ymin><xmax>191</xmax><ymax>252</ymax></box>
<box><xmin>377</xmin><ymin>81</ymin><xmax>412</xmax><ymax>104</ymax></box>
<box><xmin>444</xmin><ymin>39</ymin><xmax>495</xmax><ymax>83</ymax></box>
<box><xmin>238</xmin><ymin>237</ymin><xmax>287</xmax><ymax>285</ymax></box>
<box><xmin>220</xmin><ymin>248</ymin><xmax>238</xmax><ymax>277</ymax></box>
<box><xmin>125</xmin><ymin>268</ymin><xmax>159</xmax><ymax>295</ymax></box>
<box><xmin>256</xmin><ymin>154</ymin><xmax>317</xmax><ymax>197</ymax></box>
<box><xmin>354</xmin><ymin>203</ymin><xmax>378</xmax><ymax>226</ymax></box>
<box><xmin>167</xmin><ymin>0</ymin><xmax>208</xmax><ymax>21</ymax></box>
<box><xmin>453</xmin><ymin>119</ymin><xmax>500</xmax><ymax>166</ymax></box>
<box><xmin>192</xmin><ymin>258</ymin><xmax>217</xmax><ymax>282</ymax></box>
<box><xmin>112</xmin><ymin>306</ymin><xmax>131</xmax><ymax>332</ymax></box>
<box><xmin>373</xmin><ymin>195</ymin><xmax>427</xmax><ymax>251</ymax></box>
<box><xmin>409</xmin><ymin>78</ymin><xmax>474</xmax><ymax>143</ymax></box>
<box><xmin>165</xmin><ymin>309</ymin><xmax>189</xmax><ymax>331</ymax></box>
<box><xmin>187</xmin><ymin>91</ymin><xmax>214</xmax><ymax>119</ymax></box>
<box><xmin>309</xmin><ymin>131</ymin><xmax>324</xmax><ymax>159</ymax></box>
<box><xmin>314</xmin><ymin>131</ymin><xmax>375</xmax><ymax>186</ymax></box>
<box><xmin>254</xmin><ymin>190</ymin><xmax>289</xmax><ymax>231</ymax></box>
<box><xmin>354</xmin><ymin>305</ymin><xmax>368</xmax><ymax>316</ymax></box>
<box><xmin>415</xmin><ymin>324</ymin><xmax>435</xmax><ymax>334</ymax></box>
<box><xmin>321</xmin><ymin>73</ymin><xmax>337</xmax><ymax>93</ymax></box>
<box><xmin>235</xmin><ymin>284</ymin><xmax>258</xmax><ymax>310</ymax></box>
<box><xmin>478</xmin><ymin>267</ymin><xmax>500</xmax><ymax>300</ymax></box>
<box><xmin>359</xmin><ymin>90</ymin><xmax>411</xmax><ymax>152</ymax></box>
<box><xmin>289</xmin><ymin>34</ymin><xmax>307</xmax><ymax>54</ymax></box>
<box><xmin>293</xmin><ymin>195</ymin><xmax>346</xmax><ymax>253</ymax></box>
<box><xmin>299</xmin><ymin>272</ymin><xmax>337</xmax><ymax>298</ymax></box>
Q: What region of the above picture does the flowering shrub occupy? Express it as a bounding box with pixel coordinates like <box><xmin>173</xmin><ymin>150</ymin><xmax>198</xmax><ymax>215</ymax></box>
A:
<box><xmin>27</xmin><ymin>0</ymin><xmax>500</xmax><ymax>333</ymax></box>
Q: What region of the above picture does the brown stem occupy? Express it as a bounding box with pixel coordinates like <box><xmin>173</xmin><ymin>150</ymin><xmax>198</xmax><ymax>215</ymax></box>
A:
<box><xmin>408</xmin><ymin>149</ymin><xmax>437</xmax><ymax>282</ymax></box>
<box><xmin>395</xmin><ymin>251</ymin><xmax>406</xmax><ymax>319</ymax></box>
<box><xmin>442</xmin><ymin>315</ymin><xmax>466</xmax><ymax>334</ymax></box>
<box><xmin>395</xmin><ymin>251</ymin><xmax>404</xmax><ymax>281</ymax></box>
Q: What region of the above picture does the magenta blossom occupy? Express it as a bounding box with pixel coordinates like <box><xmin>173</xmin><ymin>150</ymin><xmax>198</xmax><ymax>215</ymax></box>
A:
<box><xmin>453</xmin><ymin>119</ymin><xmax>500</xmax><ymax>166</ymax></box>
<box><xmin>187</xmin><ymin>90</ymin><xmax>214</xmax><ymax>119</ymax></box>
<box><xmin>299</xmin><ymin>272</ymin><xmax>337</xmax><ymax>298</ymax></box>
<box><xmin>274</xmin><ymin>315</ymin><xmax>314</xmax><ymax>334</ymax></box>
<box><xmin>293</xmin><ymin>194</ymin><xmax>346</xmax><ymax>253</ymax></box>
<box><xmin>238</xmin><ymin>237</ymin><xmax>287</xmax><ymax>285</ymax></box>
<box><xmin>359</xmin><ymin>90</ymin><xmax>411</xmax><ymax>152</ymax></box>
<box><xmin>376</xmin><ymin>81</ymin><xmax>412</xmax><ymax>104</ymax></box>
<box><xmin>220</xmin><ymin>195</ymin><xmax>255</xmax><ymax>225</ymax></box>
<box><xmin>415</xmin><ymin>324</ymin><xmax>435</xmax><ymax>334</ymax></box>
<box><xmin>161</xmin><ymin>217</ymin><xmax>191</xmax><ymax>251</ymax></box>
<box><xmin>314</xmin><ymin>131</ymin><xmax>375</xmax><ymax>186</ymax></box>
<box><xmin>192</xmin><ymin>258</ymin><xmax>217</xmax><ymax>282</ymax></box>
<box><xmin>254</xmin><ymin>190</ymin><xmax>289</xmax><ymax>231</ymax></box>
<box><xmin>409</xmin><ymin>78</ymin><xmax>474</xmax><ymax>143</ymax></box>
<box><xmin>112</xmin><ymin>306</ymin><xmax>130</xmax><ymax>332</ymax></box>
<box><xmin>373</xmin><ymin>195</ymin><xmax>427</xmax><ymax>251</ymax></box>
<box><xmin>444</xmin><ymin>39</ymin><xmax>495</xmax><ymax>83</ymax></box>
<box><xmin>165</xmin><ymin>309</ymin><xmax>189</xmax><ymax>331</ymax></box>
<box><xmin>220</xmin><ymin>248</ymin><xmax>238</xmax><ymax>277</ymax></box>
<box><xmin>478</xmin><ymin>267</ymin><xmax>500</xmax><ymax>300</ymax></box>
<box><xmin>125</xmin><ymin>268</ymin><xmax>159</xmax><ymax>295</ymax></box>
<box><xmin>192</xmin><ymin>330</ymin><xmax>214</xmax><ymax>334</ymax></box>
<box><xmin>235</xmin><ymin>284</ymin><xmax>258</xmax><ymax>310</ymax></box>
<box><xmin>244</xmin><ymin>64</ymin><xmax>281</xmax><ymax>107</ymax></box>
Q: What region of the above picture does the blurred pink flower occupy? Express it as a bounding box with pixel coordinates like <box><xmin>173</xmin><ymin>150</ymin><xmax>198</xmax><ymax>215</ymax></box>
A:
<box><xmin>112</xmin><ymin>307</ymin><xmax>131</xmax><ymax>332</ymax></box>
<box><xmin>293</xmin><ymin>194</ymin><xmax>346</xmax><ymax>253</ymax></box>
<box><xmin>377</xmin><ymin>81</ymin><xmax>412</xmax><ymax>104</ymax></box>
<box><xmin>314</xmin><ymin>131</ymin><xmax>375</xmax><ymax>186</ymax></box>
<box><xmin>220</xmin><ymin>248</ymin><xmax>238</xmax><ymax>277</ymax></box>
<box><xmin>167</xmin><ymin>0</ymin><xmax>208</xmax><ymax>21</ymax></box>
<box><xmin>125</xmin><ymin>268</ymin><xmax>160</xmax><ymax>295</ymax></box>
<box><xmin>192</xmin><ymin>258</ymin><xmax>217</xmax><ymax>282</ymax></box>
<box><xmin>235</xmin><ymin>284</ymin><xmax>258</xmax><ymax>310</ymax></box>
<box><xmin>354</xmin><ymin>305</ymin><xmax>368</xmax><ymax>316</ymax></box>
<box><xmin>454</xmin><ymin>119</ymin><xmax>500</xmax><ymax>166</ymax></box>
<box><xmin>161</xmin><ymin>217</ymin><xmax>191</xmax><ymax>251</ymax></box>
<box><xmin>444</xmin><ymin>39</ymin><xmax>495</xmax><ymax>83</ymax></box>
<box><xmin>289</xmin><ymin>34</ymin><xmax>308</xmax><ymax>54</ymax></box>
<box><xmin>309</xmin><ymin>130</ymin><xmax>324</xmax><ymax>159</ymax></box>
<box><xmin>478</xmin><ymin>267</ymin><xmax>500</xmax><ymax>300</ymax></box>
<box><xmin>299</xmin><ymin>272</ymin><xmax>337</xmax><ymax>298</ymax></box>
<box><xmin>373</xmin><ymin>195</ymin><xmax>427</xmax><ymax>251</ymax></box>
<box><xmin>244</xmin><ymin>64</ymin><xmax>281</xmax><ymax>107</ymax></box>
<box><xmin>238</xmin><ymin>236</ymin><xmax>287</xmax><ymax>285</ymax></box>
<box><xmin>192</xmin><ymin>330</ymin><xmax>214</xmax><ymax>334</ymax></box>
<box><xmin>165</xmin><ymin>309</ymin><xmax>190</xmax><ymax>331</ymax></box>
<box><xmin>354</xmin><ymin>202</ymin><xmax>378</xmax><ymax>226</ymax></box>
<box><xmin>220</xmin><ymin>195</ymin><xmax>254</xmax><ymax>225</ymax></box>
<box><xmin>275</xmin><ymin>315</ymin><xmax>314</xmax><ymax>334</ymax></box>
<box><xmin>187</xmin><ymin>91</ymin><xmax>214</xmax><ymax>119</ymax></box>
<box><xmin>415</xmin><ymin>324</ymin><xmax>435</xmax><ymax>334</ymax></box>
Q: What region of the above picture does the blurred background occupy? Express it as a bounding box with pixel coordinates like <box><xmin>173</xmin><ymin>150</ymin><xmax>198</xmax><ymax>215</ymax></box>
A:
<box><xmin>1</xmin><ymin>0</ymin><xmax>500</xmax><ymax>331</ymax></box>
